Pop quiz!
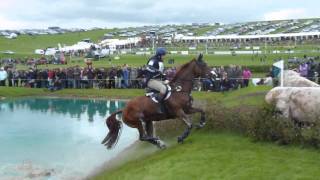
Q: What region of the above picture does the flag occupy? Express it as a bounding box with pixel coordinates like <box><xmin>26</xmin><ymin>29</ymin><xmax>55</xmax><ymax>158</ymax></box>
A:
<box><xmin>272</xmin><ymin>60</ymin><xmax>284</xmax><ymax>86</ymax></box>
<box><xmin>272</xmin><ymin>60</ymin><xmax>284</xmax><ymax>77</ymax></box>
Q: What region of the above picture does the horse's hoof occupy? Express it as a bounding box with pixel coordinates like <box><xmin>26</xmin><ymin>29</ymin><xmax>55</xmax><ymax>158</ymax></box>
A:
<box><xmin>177</xmin><ymin>137</ymin><xmax>184</xmax><ymax>144</ymax></box>
<box><xmin>157</xmin><ymin>140</ymin><xmax>167</xmax><ymax>149</ymax></box>
<box><xmin>159</xmin><ymin>144</ymin><xmax>166</xmax><ymax>149</ymax></box>
<box><xmin>196</xmin><ymin>123</ymin><xmax>205</xmax><ymax>129</ymax></box>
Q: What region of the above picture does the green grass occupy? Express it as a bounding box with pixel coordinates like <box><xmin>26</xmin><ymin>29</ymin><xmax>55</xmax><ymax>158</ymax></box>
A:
<box><xmin>0</xmin><ymin>85</ymin><xmax>271</xmax><ymax>107</ymax></box>
<box><xmin>93</xmin><ymin>131</ymin><xmax>320</xmax><ymax>180</ymax></box>
<box><xmin>0</xmin><ymin>87</ymin><xmax>48</xmax><ymax>97</ymax></box>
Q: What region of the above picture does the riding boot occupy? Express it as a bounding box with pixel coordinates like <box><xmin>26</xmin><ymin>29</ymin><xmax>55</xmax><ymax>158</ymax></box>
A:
<box><xmin>156</xmin><ymin>93</ymin><xmax>165</xmax><ymax>114</ymax></box>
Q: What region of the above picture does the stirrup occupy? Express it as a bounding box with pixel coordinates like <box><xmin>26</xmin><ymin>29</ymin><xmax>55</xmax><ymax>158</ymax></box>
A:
<box><xmin>156</xmin><ymin>93</ymin><xmax>165</xmax><ymax>102</ymax></box>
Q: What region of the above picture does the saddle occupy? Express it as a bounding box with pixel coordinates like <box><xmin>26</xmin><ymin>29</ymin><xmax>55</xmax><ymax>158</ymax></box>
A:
<box><xmin>145</xmin><ymin>85</ymin><xmax>172</xmax><ymax>103</ymax></box>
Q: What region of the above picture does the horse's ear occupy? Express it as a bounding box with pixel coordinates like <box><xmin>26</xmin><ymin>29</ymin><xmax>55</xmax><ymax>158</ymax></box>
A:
<box><xmin>197</xmin><ymin>53</ymin><xmax>203</xmax><ymax>62</ymax></box>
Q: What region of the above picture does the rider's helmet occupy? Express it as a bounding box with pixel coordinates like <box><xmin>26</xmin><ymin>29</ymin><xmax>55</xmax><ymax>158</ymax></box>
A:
<box><xmin>155</xmin><ymin>47</ymin><xmax>167</xmax><ymax>57</ymax></box>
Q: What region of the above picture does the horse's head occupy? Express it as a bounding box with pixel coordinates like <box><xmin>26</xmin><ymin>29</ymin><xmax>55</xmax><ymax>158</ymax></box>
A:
<box><xmin>171</xmin><ymin>54</ymin><xmax>211</xmax><ymax>84</ymax></box>
<box><xmin>193</xmin><ymin>53</ymin><xmax>211</xmax><ymax>78</ymax></box>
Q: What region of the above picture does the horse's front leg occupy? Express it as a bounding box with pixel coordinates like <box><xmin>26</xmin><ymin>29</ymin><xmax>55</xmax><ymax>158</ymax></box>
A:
<box><xmin>176</xmin><ymin>109</ymin><xmax>193</xmax><ymax>143</ymax></box>
<box><xmin>186</xmin><ymin>107</ymin><xmax>206</xmax><ymax>129</ymax></box>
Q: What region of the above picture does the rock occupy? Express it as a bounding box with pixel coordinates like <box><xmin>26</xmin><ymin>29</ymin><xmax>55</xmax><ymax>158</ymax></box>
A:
<box><xmin>266</xmin><ymin>70</ymin><xmax>320</xmax><ymax>124</ymax></box>
<box><xmin>266</xmin><ymin>87</ymin><xmax>320</xmax><ymax>124</ymax></box>
<box><xmin>283</xmin><ymin>70</ymin><xmax>319</xmax><ymax>87</ymax></box>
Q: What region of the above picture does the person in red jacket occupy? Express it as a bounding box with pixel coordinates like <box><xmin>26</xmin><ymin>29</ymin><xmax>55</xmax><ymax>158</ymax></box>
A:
<box><xmin>48</xmin><ymin>69</ymin><xmax>55</xmax><ymax>87</ymax></box>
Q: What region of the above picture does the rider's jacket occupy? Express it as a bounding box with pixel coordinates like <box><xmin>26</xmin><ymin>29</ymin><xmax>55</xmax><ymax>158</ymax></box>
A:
<box><xmin>146</xmin><ymin>56</ymin><xmax>164</xmax><ymax>82</ymax></box>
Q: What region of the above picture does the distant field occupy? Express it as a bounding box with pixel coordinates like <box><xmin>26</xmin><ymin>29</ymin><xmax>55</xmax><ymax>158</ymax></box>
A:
<box><xmin>8</xmin><ymin>52</ymin><xmax>316</xmax><ymax>70</ymax></box>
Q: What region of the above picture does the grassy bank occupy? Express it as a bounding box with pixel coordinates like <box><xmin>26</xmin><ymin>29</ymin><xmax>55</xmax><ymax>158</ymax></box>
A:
<box><xmin>93</xmin><ymin>131</ymin><xmax>320</xmax><ymax>180</ymax></box>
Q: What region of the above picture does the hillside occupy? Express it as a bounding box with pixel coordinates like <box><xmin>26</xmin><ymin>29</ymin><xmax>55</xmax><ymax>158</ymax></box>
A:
<box><xmin>0</xmin><ymin>29</ymin><xmax>114</xmax><ymax>56</ymax></box>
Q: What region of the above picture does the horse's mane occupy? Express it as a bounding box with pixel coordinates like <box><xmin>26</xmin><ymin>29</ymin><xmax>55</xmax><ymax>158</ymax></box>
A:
<box><xmin>171</xmin><ymin>59</ymin><xmax>195</xmax><ymax>82</ymax></box>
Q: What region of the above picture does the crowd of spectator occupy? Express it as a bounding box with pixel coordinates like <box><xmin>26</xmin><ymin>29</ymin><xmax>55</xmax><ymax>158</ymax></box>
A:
<box><xmin>0</xmin><ymin>64</ymin><xmax>254</xmax><ymax>92</ymax></box>
<box><xmin>284</xmin><ymin>55</ymin><xmax>320</xmax><ymax>84</ymax></box>
<box><xmin>202</xmin><ymin>65</ymin><xmax>252</xmax><ymax>91</ymax></box>
<box><xmin>297</xmin><ymin>60</ymin><xmax>320</xmax><ymax>83</ymax></box>
<box><xmin>0</xmin><ymin>65</ymin><xmax>144</xmax><ymax>90</ymax></box>
<box><xmin>1</xmin><ymin>55</ymin><xmax>67</xmax><ymax>66</ymax></box>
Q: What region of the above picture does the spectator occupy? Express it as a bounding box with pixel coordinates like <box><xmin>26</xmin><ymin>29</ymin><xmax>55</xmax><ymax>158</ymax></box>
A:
<box><xmin>73</xmin><ymin>66</ymin><xmax>81</xmax><ymax>89</ymax></box>
<box><xmin>87</xmin><ymin>68</ymin><xmax>94</xmax><ymax>88</ymax></box>
<box><xmin>299</xmin><ymin>63</ymin><xmax>309</xmax><ymax>78</ymax></box>
<box><xmin>122</xmin><ymin>64</ymin><xmax>129</xmax><ymax>88</ymax></box>
<box><xmin>227</xmin><ymin>65</ymin><xmax>237</xmax><ymax>90</ymax></box>
<box><xmin>27</xmin><ymin>69</ymin><xmax>36</xmax><ymax>88</ymax></box>
<box><xmin>130</xmin><ymin>67</ymin><xmax>139</xmax><ymax>88</ymax></box>
<box><xmin>58</xmin><ymin>69</ymin><xmax>65</xmax><ymax>89</ymax></box>
<box><xmin>7</xmin><ymin>68</ymin><xmax>13</xmax><ymax>87</ymax></box>
<box><xmin>80</xmin><ymin>68</ymin><xmax>88</xmax><ymax>88</ymax></box>
<box><xmin>20</xmin><ymin>70</ymin><xmax>27</xmax><ymax>87</ymax></box>
<box><xmin>116</xmin><ymin>66</ymin><xmax>123</xmax><ymax>88</ymax></box>
<box><xmin>235</xmin><ymin>65</ymin><xmax>242</xmax><ymax>89</ymax></box>
<box><xmin>48</xmin><ymin>69</ymin><xmax>55</xmax><ymax>88</ymax></box>
<box><xmin>242</xmin><ymin>67</ymin><xmax>252</xmax><ymax>87</ymax></box>
<box><xmin>13</xmin><ymin>69</ymin><xmax>19</xmax><ymax>87</ymax></box>
<box><xmin>66</xmin><ymin>68</ymin><xmax>74</xmax><ymax>88</ymax></box>
<box><xmin>96</xmin><ymin>68</ymin><xmax>106</xmax><ymax>89</ymax></box>
<box><xmin>220</xmin><ymin>71</ymin><xmax>229</xmax><ymax>91</ymax></box>
<box><xmin>307</xmin><ymin>60</ymin><xmax>316</xmax><ymax>81</ymax></box>
<box><xmin>0</xmin><ymin>67</ymin><xmax>8</xmax><ymax>86</ymax></box>
<box><xmin>108</xmin><ymin>67</ymin><xmax>117</xmax><ymax>88</ymax></box>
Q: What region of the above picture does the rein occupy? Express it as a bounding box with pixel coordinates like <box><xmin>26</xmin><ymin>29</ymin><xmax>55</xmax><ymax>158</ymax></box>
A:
<box><xmin>169</xmin><ymin>78</ymin><xmax>197</xmax><ymax>94</ymax></box>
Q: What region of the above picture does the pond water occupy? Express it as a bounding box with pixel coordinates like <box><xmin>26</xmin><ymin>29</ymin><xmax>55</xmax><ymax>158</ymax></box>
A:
<box><xmin>0</xmin><ymin>98</ymin><xmax>138</xmax><ymax>180</ymax></box>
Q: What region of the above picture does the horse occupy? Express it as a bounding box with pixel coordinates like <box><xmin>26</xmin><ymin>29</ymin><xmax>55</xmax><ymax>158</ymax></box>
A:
<box><xmin>102</xmin><ymin>54</ymin><xmax>211</xmax><ymax>149</ymax></box>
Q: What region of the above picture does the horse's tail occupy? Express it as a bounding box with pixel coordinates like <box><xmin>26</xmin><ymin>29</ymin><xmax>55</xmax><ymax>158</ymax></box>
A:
<box><xmin>101</xmin><ymin>110</ymin><xmax>123</xmax><ymax>149</ymax></box>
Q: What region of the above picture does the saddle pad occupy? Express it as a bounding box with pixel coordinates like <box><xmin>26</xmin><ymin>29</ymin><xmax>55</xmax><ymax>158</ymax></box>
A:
<box><xmin>146</xmin><ymin>85</ymin><xmax>171</xmax><ymax>103</ymax></box>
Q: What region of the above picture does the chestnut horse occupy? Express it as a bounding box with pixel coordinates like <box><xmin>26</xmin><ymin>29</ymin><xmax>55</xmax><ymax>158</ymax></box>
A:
<box><xmin>102</xmin><ymin>54</ymin><xmax>210</xmax><ymax>149</ymax></box>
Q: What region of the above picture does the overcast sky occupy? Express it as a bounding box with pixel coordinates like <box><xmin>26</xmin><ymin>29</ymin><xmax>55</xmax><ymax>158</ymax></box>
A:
<box><xmin>0</xmin><ymin>0</ymin><xmax>319</xmax><ymax>29</ymax></box>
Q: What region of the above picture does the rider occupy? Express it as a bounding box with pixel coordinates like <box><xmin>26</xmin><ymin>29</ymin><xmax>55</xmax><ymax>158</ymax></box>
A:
<box><xmin>145</xmin><ymin>47</ymin><xmax>168</xmax><ymax>105</ymax></box>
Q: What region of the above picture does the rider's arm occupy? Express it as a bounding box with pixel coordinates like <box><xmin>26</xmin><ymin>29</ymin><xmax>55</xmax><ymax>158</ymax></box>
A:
<box><xmin>158</xmin><ymin>61</ymin><xmax>164</xmax><ymax>74</ymax></box>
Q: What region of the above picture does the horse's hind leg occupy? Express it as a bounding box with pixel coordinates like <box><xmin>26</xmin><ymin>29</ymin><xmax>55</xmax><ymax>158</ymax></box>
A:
<box><xmin>138</xmin><ymin>119</ymin><xmax>166</xmax><ymax>149</ymax></box>
<box><xmin>146</xmin><ymin>121</ymin><xmax>154</xmax><ymax>137</ymax></box>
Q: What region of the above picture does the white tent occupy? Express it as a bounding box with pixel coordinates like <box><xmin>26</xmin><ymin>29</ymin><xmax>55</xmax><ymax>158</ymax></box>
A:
<box><xmin>175</xmin><ymin>32</ymin><xmax>320</xmax><ymax>42</ymax></box>
<box><xmin>59</xmin><ymin>41</ymin><xmax>100</xmax><ymax>52</ymax></box>
<box><xmin>99</xmin><ymin>37</ymin><xmax>141</xmax><ymax>50</ymax></box>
